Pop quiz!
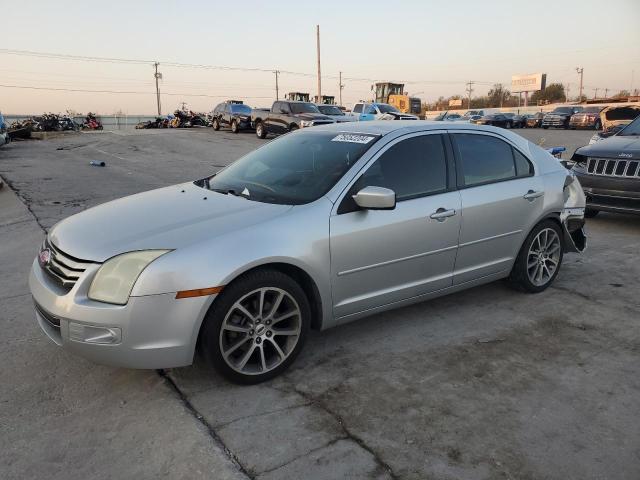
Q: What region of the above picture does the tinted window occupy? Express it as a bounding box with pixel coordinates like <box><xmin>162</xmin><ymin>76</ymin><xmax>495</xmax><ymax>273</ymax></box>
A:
<box><xmin>364</xmin><ymin>104</ymin><xmax>377</xmax><ymax>114</ymax></box>
<box><xmin>214</xmin><ymin>103</ymin><xmax>223</xmax><ymax>113</ymax></box>
<box><xmin>513</xmin><ymin>149</ymin><xmax>533</xmax><ymax>177</ymax></box>
<box><xmin>290</xmin><ymin>103</ymin><xmax>319</xmax><ymax>114</ymax></box>
<box><xmin>353</xmin><ymin>104</ymin><xmax>363</xmax><ymax>113</ymax></box>
<box><xmin>454</xmin><ymin>134</ymin><xmax>516</xmax><ymax>186</ymax></box>
<box><xmin>207</xmin><ymin>131</ymin><xmax>380</xmax><ymax>205</ymax></box>
<box><xmin>352</xmin><ymin>135</ymin><xmax>448</xmax><ymax>202</ymax></box>
<box><xmin>377</xmin><ymin>104</ymin><xmax>400</xmax><ymax>114</ymax></box>
<box><xmin>231</xmin><ymin>104</ymin><xmax>252</xmax><ymax>114</ymax></box>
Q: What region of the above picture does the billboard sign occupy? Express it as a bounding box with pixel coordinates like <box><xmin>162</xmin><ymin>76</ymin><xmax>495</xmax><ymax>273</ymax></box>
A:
<box><xmin>511</xmin><ymin>73</ymin><xmax>546</xmax><ymax>93</ymax></box>
<box><xmin>448</xmin><ymin>98</ymin><xmax>463</xmax><ymax>107</ymax></box>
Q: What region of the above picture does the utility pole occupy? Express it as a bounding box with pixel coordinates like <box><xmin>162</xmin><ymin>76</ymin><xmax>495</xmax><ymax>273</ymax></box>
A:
<box><xmin>316</xmin><ymin>25</ymin><xmax>322</xmax><ymax>102</ymax></box>
<box><xmin>274</xmin><ymin>70</ymin><xmax>280</xmax><ymax>100</ymax></box>
<box><xmin>604</xmin><ymin>88</ymin><xmax>609</xmax><ymax>99</ymax></box>
<box><xmin>339</xmin><ymin>71</ymin><xmax>344</xmax><ymax>106</ymax></box>
<box><xmin>465</xmin><ymin>81</ymin><xmax>474</xmax><ymax>109</ymax></box>
<box><xmin>593</xmin><ymin>88</ymin><xmax>598</xmax><ymax>99</ymax></box>
<box><xmin>153</xmin><ymin>62</ymin><xmax>162</xmax><ymax>115</ymax></box>
<box><xmin>576</xmin><ymin>67</ymin><xmax>584</xmax><ymax>103</ymax></box>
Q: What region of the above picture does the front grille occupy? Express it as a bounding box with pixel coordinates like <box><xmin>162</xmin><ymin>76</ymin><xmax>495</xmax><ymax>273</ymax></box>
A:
<box><xmin>34</xmin><ymin>301</ymin><xmax>61</xmax><ymax>329</ymax></box>
<box><xmin>586</xmin><ymin>157</ymin><xmax>640</xmax><ymax>178</ymax></box>
<box><xmin>312</xmin><ymin>121</ymin><xmax>334</xmax><ymax>126</ymax></box>
<box><xmin>41</xmin><ymin>239</ymin><xmax>94</xmax><ymax>289</ymax></box>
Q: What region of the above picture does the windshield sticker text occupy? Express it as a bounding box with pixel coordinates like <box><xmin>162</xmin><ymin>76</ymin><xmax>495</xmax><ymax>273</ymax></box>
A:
<box><xmin>331</xmin><ymin>134</ymin><xmax>376</xmax><ymax>144</ymax></box>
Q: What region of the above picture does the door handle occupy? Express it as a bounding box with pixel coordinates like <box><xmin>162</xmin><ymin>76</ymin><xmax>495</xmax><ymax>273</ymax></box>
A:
<box><xmin>430</xmin><ymin>208</ymin><xmax>456</xmax><ymax>221</ymax></box>
<box><xmin>523</xmin><ymin>190</ymin><xmax>544</xmax><ymax>201</ymax></box>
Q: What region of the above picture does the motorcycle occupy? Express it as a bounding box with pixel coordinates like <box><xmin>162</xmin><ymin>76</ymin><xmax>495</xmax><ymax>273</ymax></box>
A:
<box><xmin>82</xmin><ymin>113</ymin><xmax>103</xmax><ymax>130</ymax></box>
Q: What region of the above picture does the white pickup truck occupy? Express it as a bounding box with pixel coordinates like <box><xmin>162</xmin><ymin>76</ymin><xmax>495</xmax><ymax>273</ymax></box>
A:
<box><xmin>351</xmin><ymin>102</ymin><xmax>418</xmax><ymax>121</ymax></box>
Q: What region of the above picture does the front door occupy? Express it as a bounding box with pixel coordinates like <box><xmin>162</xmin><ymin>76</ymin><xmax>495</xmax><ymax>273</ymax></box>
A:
<box><xmin>330</xmin><ymin>132</ymin><xmax>461</xmax><ymax>318</ymax></box>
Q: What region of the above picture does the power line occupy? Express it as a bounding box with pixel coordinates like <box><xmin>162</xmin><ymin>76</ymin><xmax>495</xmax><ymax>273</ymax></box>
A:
<box><xmin>0</xmin><ymin>84</ymin><xmax>272</xmax><ymax>99</ymax></box>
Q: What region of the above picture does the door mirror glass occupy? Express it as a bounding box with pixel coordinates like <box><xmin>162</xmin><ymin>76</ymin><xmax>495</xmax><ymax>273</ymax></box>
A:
<box><xmin>353</xmin><ymin>186</ymin><xmax>396</xmax><ymax>210</ymax></box>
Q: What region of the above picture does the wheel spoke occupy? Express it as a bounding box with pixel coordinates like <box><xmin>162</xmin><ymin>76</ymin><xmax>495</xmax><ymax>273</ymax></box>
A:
<box><xmin>223</xmin><ymin>336</ymin><xmax>250</xmax><ymax>358</ymax></box>
<box><xmin>547</xmin><ymin>243</ymin><xmax>560</xmax><ymax>254</ymax></box>
<box><xmin>223</xmin><ymin>324</ymin><xmax>251</xmax><ymax>333</ymax></box>
<box><xmin>272</xmin><ymin>328</ymin><xmax>299</xmax><ymax>336</ymax></box>
<box><xmin>268</xmin><ymin>338</ymin><xmax>286</xmax><ymax>359</ymax></box>
<box><xmin>272</xmin><ymin>309</ymin><xmax>298</xmax><ymax>324</ymax></box>
<box><xmin>266</xmin><ymin>291</ymin><xmax>285</xmax><ymax>319</ymax></box>
<box><xmin>259</xmin><ymin>344</ymin><xmax>267</xmax><ymax>371</ymax></box>
<box><xmin>237</xmin><ymin>343</ymin><xmax>257</xmax><ymax>370</ymax></box>
<box><xmin>234</xmin><ymin>303</ymin><xmax>255</xmax><ymax>322</ymax></box>
<box><xmin>258</xmin><ymin>289</ymin><xmax>266</xmax><ymax>318</ymax></box>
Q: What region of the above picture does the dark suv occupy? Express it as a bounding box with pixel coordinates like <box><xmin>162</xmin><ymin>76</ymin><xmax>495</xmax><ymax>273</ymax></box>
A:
<box><xmin>571</xmin><ymin>114</ymin><xmax>640</xmax><ymax>216</ymax></box>
<box><xmin>212</xmin><ymin>102</ymin><xmax>253</xmax><ymax>133</ymax></box>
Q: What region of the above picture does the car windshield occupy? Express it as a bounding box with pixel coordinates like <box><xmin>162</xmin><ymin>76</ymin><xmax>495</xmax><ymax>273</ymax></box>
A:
<box><xmin>231</xmin><ymin>104</ymin><xmax>252</xmax><ymax>114</ymax></box>
<box><xmin>290</xmin><ymin>103</ymin><xmax>320</xmax><ymax>114</ymax></box>
<box><xmin>204</xmin><ymin>131</ymin><xmax>380</xmax><ymax>204</ymax></box>
<box><xmin>584</xmin><ymin>107</ymin><xmax>602</xmax><ymax>113</ymax></box>
<box><xmin>318</xmin><ymin>105</ymin><xmax>344</xmax><ymax>115</ymax></box>
<box><xmin>618</xmin><ymin>115</ymin><xmax>640</xmax><ymax>136</ymax></box>
<box><xmin>503</xmin><ymin>113</ymin><xmax>514</xmax><ymax>117</ymax></box>
<box><xmin>377</xmin><ymin>104</ymin><xmax>400</xmax><ymax>114</ymax></box>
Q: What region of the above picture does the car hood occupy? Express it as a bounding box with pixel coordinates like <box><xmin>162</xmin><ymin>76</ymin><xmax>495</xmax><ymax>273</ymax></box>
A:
<box><xmin>576</xmin><ymin>135</ymin><xmax>640</xmax><ymax>159</ymax></box>
<box><xmin>294</xmin><ymin>113</ymin><xmax>333</xmax><ymax>121</ymax></box>
<box><xmin>49</xmin><ymin>182</ymin><xmax>292</xmax><ymax>262</ymax></box>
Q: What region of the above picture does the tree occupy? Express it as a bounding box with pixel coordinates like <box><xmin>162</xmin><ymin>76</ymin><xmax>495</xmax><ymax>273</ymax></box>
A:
<box><xmin>486</xmin><ymin>84</ymin><xmax>511</xmax><ymax>108</ymax></box>
<box><xmin>613</xmin><ymin>90</ymin><xmax>630</xmax><ymax>98</ymax></box>
<box><xmin>530</xmin><ymin>83</ymin><xmax>566</xmax><ymax>105</ymax></box>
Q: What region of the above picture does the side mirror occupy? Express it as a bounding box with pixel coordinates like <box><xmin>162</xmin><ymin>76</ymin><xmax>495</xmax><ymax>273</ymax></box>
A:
<box><xmin>353</xmin><ymin>186</ymin><xmax>396</xmax><ymax>210</ymax></box>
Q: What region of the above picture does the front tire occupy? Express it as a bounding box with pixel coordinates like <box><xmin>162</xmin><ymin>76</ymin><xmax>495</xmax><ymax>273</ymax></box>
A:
<box><xmin>200</xmin><ymin>270</ymin><xmax>310</xmax><ymax>384</ymax></box>
<box><xmin>255</xmin><ymin>121</ymin><xmax>266</xmax><ymax>139</ymax></box>
<box><xmin>508</xmin><ymin>220</ymin><xmax>563</xmax><ymax>293</ymax></box>
<box><xmin>212</xmin><ymin>118</ymin><xmax>220</xmax><ymax>131</ymax></box>
<box><xmin>585</xmin><ymin>208</ymin><xmax>599</xmax><ymax>218</ymax></box>
<box><xmin>231</xmin><ymin>120</ymin><xmax>239</xmax><ymax>134</ymax></box>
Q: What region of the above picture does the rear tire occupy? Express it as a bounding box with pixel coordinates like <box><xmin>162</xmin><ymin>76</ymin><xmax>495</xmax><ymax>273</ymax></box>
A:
<box><xmin>585</xmin><ymin>209</ymin><xmax>599</xmax><ymax>218</ymax></box>
<box><xmin>508</xmin><ymin>220</ymin><xmax>564</xmax><ymax>293</ymax></box>
<box><xmin>200</xmin><ymin>270</ymin><xmax>311</xmax><ymax>384</ymax></box>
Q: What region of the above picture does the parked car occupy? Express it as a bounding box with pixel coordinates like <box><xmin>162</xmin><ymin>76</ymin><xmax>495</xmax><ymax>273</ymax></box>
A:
<box><xmin>463</xmin><ymin>110</ymin><xmax>490</xmax><ymax>118</ymax></box>
<box><xmin>352</xmin><ymin>102</ymin><xmax>418</xmax><ymax>121</ymax></box>
<box><xmin>502</xmin><ymin>112</ymin><xmax>526</xmax><ymax>128</ymax></box>
<box><xmin>524</xmin><ymin>112</ymin><xmax>545</xmax><ymax>128</ymax></box>
<box><xmin>434</xmin><ymin>113</ymin><xmax>464</xmax><ymax>121</ymax></box>
<box><xmin>569</xmin><ymin>106</ymin><xmax>603</xmax><ymax>130</ymax></box>
<box><xmin>571</xmin><ymin>114</ymin><xmax>640</xmax><ymax>217</ymax></box>
<box><xmin>316</xmin><ymin>104</ymin><xmax>356</xmax><ymax>123</ymax></box>
<box><xmin>542</xmin><ymin>106</ymin><xmax>583</xmax><ymax>129</ymax></box>
<box><xmin>29</xmin><ymin>122</ymin><xmax>586</xmax><ymax>383</ymax></box>
<box><xmin>471</xmin><ymin>113</ymin><xmax>513</xmax><ymax>128</ymax></box>
<box><xmin>251</xmin><ymin>101</ymin><xmax>334</xmax><ymax>139</ymax></box>
<box><xmin>0</xmin><ymin>112</ymin><xmax>8</xmax><ymax>147</ymax></box>
<box><xmin>598</xmin><ymin>104</ymin><xmax>640</xmax><ymax>132</ymax></box>
<box><xmin>212</xmin><ymin>102</ymin><xmax>254</xmax><ymax>133</ymax></box>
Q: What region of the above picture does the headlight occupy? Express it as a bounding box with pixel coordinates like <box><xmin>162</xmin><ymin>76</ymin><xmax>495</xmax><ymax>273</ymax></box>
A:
<box><xmin>88</xmin><ymin>250</ymin><xmax>170</xmax><ymax>305</ymax></box>
<box><xmin>300</xmin><ymin>120</ymin><xmax>314</xmax><ymax>128</ymax></box>
<box><xmin>588</xmin><ymin>134</ymin><xmax>601</xmax><ymax>145</ymax></box>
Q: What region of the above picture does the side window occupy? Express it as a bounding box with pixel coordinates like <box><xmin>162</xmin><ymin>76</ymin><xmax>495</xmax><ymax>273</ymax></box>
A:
<box><xmin>280</xmin><ymin>103</ymin><xmax>291</xmax><ymax>114</ymax></box>
<box><xmin>272</xmin><ymin>102</ymin><xmax>281</xmax><ymax>112</ymax></box>
<box><xmin>454</xmin><ymin>134</ymin><xmax>516</xmax><ymax>187</ymax></box>
<box><xmin>364</xmin><ymin>104</ymin><xmax>377</xmax><ymax>114</ymax></box>
<box><xmin>339</xmin><ymin>135</ymin><xmax>448</xmax><ymax>213</ymax></box>
<box><xmin>224</xmin><ymin>104</ymin><xmax>231</xmax><ymax>113</ymax></box>
<box><xmin>214</xmin><ymin>103</ymin><xmax>223</xmax><ymax>113</ymax></box>
<box><xmin>513</xmin><ymin>149</ymin><xmax>533</xmax><ymax>177</ymax></box>
<box><xmin>353</xmin><ymin>104</ymin><xmax>363</xmax><ymax>113</ymax></box>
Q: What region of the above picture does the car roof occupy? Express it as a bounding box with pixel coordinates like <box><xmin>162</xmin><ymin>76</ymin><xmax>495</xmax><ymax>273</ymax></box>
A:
<box><xmin>312</xmin><ymin>120</ymin><xmax>529</xmax><ymax>146</ymax></box>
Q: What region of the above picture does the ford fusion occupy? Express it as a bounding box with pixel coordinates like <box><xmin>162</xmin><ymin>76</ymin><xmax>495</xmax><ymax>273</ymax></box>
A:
<box><xmin>29</xmin><ymin>122</ymin><xmax>586</xmax><ymax>383</ymax></box>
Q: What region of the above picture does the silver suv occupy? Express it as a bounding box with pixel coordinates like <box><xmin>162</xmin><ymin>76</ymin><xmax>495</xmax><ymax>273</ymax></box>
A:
<box><xmin>29</xmin><ymin>122</ymin><xmax>586</xmax><ymax>383</ymax></box>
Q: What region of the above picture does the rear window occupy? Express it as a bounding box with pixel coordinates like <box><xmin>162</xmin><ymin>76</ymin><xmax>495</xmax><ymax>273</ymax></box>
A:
<box><xmin>453</xmin><ymin>134</ymin><xmax>516</xmax><ymax>186</ymax></box>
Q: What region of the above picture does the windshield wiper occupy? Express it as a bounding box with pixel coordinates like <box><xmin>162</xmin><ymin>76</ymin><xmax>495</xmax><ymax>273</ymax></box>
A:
<box><xmin>210</xmin><ymin>187</ymin><xmax>247</xmax><ymax>198</ymax></box>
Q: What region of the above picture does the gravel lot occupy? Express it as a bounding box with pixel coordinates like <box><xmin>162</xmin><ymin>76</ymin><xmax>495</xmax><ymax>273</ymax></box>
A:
<box><xmin>1</xmin><ymin>126</ymin><xmax>638</xmax><ymax>480</ymax></box>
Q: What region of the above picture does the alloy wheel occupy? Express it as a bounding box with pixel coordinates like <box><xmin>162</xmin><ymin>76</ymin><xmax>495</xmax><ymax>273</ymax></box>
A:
<box><xmin>219</xmin><ymin>287</ymin><xmax>302</xmax><ymax>375</ymax></box>
<box><xmin>527</xmin><ymin>228</ymin><xmax>561</xmax><ymax>286</ymax></box>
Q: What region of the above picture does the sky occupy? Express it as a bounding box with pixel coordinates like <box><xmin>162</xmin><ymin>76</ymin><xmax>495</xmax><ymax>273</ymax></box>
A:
<box><xmin>1</xmin><ymin>0</ymin><xmax>639</xmax><ymax>115</ymax></box>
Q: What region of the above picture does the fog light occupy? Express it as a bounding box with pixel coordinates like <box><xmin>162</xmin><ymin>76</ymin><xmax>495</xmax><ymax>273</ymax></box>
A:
<box><xmin>68</xmin><ymin>322</ymin><xmax>122</xmax><ymax>344</ymax></box>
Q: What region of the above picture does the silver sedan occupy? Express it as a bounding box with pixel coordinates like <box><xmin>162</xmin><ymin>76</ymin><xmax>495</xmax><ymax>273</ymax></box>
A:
<box><xmin>29</xmin><ymin>122</ymin><xmax>587</xmax><ymax>383</ymax></box>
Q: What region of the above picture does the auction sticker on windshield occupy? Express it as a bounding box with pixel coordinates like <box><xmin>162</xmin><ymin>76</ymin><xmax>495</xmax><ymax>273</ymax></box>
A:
<box><xmin>331</xmin><ymin>133</ymin><xmax>377</xmax><ymax>144</ymax></box>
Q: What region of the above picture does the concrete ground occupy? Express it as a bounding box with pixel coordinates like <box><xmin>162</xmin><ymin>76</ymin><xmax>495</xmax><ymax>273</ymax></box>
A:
<box><xmin>1</xmin><ymin>126</ymin><xmax>638</xmax><ymax>480</ymax></box>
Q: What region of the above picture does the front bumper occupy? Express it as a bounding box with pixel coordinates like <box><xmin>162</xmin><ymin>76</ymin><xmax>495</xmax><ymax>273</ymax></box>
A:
<box><xmin>542</xmin><ymin>117</ymin><xmax>568</xmax><ymax>127</ymax></box>
<box><xmin>29</xmin><ymin>258</ymin><xmax>212</xmax><ymax>369</ymax></box>
<box><xmin>569</xmin><ymin>117</ymin><xmax>597</xmax><ymax>128</ymax></box>
<box><xmin>574</xmin><ymin>169</ymin><xmax>640</xmax><ymax>215</ymax></box>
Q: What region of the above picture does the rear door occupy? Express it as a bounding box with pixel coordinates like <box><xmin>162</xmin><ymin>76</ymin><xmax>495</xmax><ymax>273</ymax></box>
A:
<box><xmin>221</xmin><ymin>103</ymin><xmax>231</xmax><ymax>128</ymax></box>
<box><xmin>450</xmin><ymin>132</ymin><xmax>544</xmax><ymax>284</ymax></box>
<box><xmin>330</xmin><ymin>132</ymin><xmax>461</xmax><ymax>318</ymax></box>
